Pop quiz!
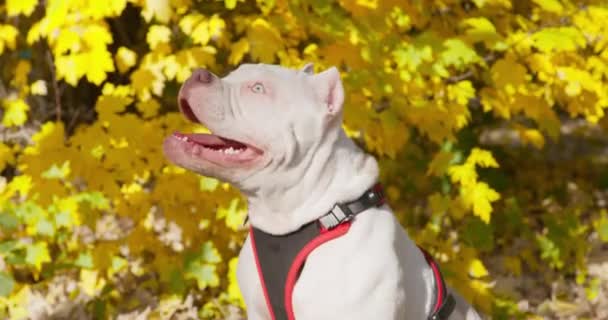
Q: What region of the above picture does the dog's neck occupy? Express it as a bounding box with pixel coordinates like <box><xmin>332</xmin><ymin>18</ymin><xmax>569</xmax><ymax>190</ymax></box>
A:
<box><xmin>245</xmin><ymin>128</ymin><xmax>379</xmax><ymax>235</ymax></box>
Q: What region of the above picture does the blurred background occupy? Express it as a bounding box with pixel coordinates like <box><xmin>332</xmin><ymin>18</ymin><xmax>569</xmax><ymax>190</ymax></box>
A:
<box><xmin>1</xmin><ymin>0</ymin><xmax>608</xmax><ymax>319</ymax></box>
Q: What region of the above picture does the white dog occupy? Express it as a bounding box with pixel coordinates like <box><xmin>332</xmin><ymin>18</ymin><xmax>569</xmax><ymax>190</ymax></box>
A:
<box><xmin>163</xmin><ymin>63</ymin><xmax>482</xmax><ymax>320</ymax></box>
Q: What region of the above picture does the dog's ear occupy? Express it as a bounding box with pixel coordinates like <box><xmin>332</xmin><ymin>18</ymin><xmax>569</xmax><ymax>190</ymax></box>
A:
<box><xmin>300</xmin><ymin>62</ymin><xmax>315</xmax><ymax>75</ymax></box>
<box><xmin>311</xmin><ymin>66</ymin><xmax>344</xmax><ymax>117</ymax></box>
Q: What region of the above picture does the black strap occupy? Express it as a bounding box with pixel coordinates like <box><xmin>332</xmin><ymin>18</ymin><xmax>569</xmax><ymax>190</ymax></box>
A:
<box><xmin>430</xmin><ymin>295</ymin><xmax>456</xmax><ymax>320</ymax></box>
<box><xmin>421</xmin><ymin>248</ymin><xmax>456</xmax><ymax>320</ymax></box>
<box><xmin>318</xmin><ymin>183</ymin><xmax>385</xmax><ymax>229</ymax></box>
<box><xmin>251</xmin><ymin>222</ymin><xmax>320</xmax><ymax>320</ymax></box>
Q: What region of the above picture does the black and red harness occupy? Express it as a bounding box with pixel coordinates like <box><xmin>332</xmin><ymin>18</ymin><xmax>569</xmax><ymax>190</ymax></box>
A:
<box><xmin>249</xmin><ymin>184</ymin><xmax>456</xmax><ymax>320</ymax></box>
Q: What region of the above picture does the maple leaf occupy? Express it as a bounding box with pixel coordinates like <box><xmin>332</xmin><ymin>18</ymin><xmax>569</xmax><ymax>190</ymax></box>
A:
<box><xmin>147</xmin><ymin>25</ymin><xmax>172</xmax><ymax>50</ymax></box>
<box><xmin>463</xmin><ymin>182</ymin><xmax>501</xmax><ymax>223</ymax></box>
<box><xmin>0</xmin><ymin>25</ymin><xmax>18</xmax><ymax>54</ymax></box>
<box><xmin>85</xmin><ymin>49</ymin><xmax>115</xmax><ymax>85</ymax></box>
<box><xmin>439</xmin><ymin>39</ymin><xmax>480</xmax><ymax>70</ymax></box>
<box><xmin>30</xmin><ymin>80</ymin><xmax>48</xmax><ymax>96</ymax></box>
<box><xmin>25</xmin><ymin>242</ymin><xmax>51</xmax><ymax>271</ymax></box>
<box><xmin>6</xmin><ymin>0</ymin><xmax>37</xmax><ymax>16</ymax></box>
<box><xmin>247</xmin><ymin>18</ymin><xmax>283</xmax><ymax>62</ymax></box>
<box><xmin>136</xmin><ymin>99</ymin><xmax>161</xmax><ymax>118</ymax></box>
<box><xmin>0</xmin><ymin>272</ymin><xmax>15</xmax><ymax>297</ymax></box>
<box><xmin>467</xmin><ymin>148</ymin><xmax>499</xmax><ymax>168</ymax></box>
<box><xmin>0</xmin><ymin>143</ymin><xmax>15</xmax><ymax>172</ymax></box>
<box><xmin>531</xmin><ymin>0</ymin><xmax>564</xmax><ymax>14</ymax></box>
<box><xmin>531</xmin><ymin>27</ymin><xmax>586</xmax><ymax>53</ymax></box>
<box><xmin>468</xmin><ymin>259</ymin><xmax>489</xmax><ymax>278</ymax></box>
<box><xmin>217</xmin><ymin>199</ymin><xmax>247</xmax><ymax>231</ymax></box>
<box><xmin>115</xmin><ymin>47</ymin><xmax>137</xmax><ymax>73</ymax></box>
<box><xmin>141</xmin><ymin>0</ymin><xmax>172</xmax><ymax>23</ymax></box>
<box><xmin>2</xmin><ymin>98</ymin><xmax>30</xmax><ymax>127</ymax></box>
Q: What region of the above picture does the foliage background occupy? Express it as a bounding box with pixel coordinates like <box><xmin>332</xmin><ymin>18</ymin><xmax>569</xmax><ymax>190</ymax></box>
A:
<box><xmin>2</xmin><ymin>0</ymin><xmax>608</xmax><ymax>319</ymax></box>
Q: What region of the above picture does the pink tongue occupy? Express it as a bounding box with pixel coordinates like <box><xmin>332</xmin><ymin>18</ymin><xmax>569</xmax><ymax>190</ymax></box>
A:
<box><xmin>173</xmin><ymin>132</ymin><xmax>246</xmax><ymax>148</ymax></box>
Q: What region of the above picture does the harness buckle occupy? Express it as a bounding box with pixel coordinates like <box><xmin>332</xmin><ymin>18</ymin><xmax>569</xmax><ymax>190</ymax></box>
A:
<box><xmin>319</xmin><ymin>203</ymin><xmax>353</xmax><ymax>229</ymax></box>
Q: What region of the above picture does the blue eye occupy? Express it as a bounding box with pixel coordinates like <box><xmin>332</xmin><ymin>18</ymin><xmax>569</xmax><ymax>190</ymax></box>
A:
<box><xmin>251</xmin><ymin>83</ymin><xmax>265</xmax><ymax>94</ymax></box>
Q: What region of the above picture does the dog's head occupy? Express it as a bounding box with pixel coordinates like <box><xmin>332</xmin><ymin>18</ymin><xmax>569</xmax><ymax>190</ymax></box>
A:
<box><xmin>163</xmin><ymin>63</ymin><xmax>345</xmax><ymax>192</ymax></box>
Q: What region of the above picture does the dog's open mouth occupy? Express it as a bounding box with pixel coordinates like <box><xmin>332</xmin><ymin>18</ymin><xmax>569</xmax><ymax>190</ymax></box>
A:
<box><xmin>170</xmin><ymin>98</ymin><xmax>263</xmax><ymax>166</ymax></box>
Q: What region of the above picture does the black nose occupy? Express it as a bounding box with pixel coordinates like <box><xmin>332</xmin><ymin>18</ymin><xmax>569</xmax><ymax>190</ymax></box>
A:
<box><xmin>192</xmin><ymin>68</ymin><xmax>214</xmax><ymax>84</ymax></box>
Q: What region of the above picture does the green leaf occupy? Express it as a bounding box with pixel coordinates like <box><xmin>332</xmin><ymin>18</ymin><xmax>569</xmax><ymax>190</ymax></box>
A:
<box><xmin>0</xmin><ymin>272</ymin><xmax>15</xmax><ymax>296</ymax></box>
<box><xmin>35</xmin><ymin>217</ymin><xmax>55</xmax><ymax>237</ymax></box>
<box><xmin>0</xmin><ymin>240</ymin><xmax>19</xmax><ymax>254</ymax></box>
<box><xmin>462</xmin><ymin>216</ymin><xmax>495</xmax><ymax>252</ymax></box>
<box><xmin>185</xmin><ymin>263</ymin><xmax>219</xmax><ymax>289</ymax></box>
<box><xmin>75</xmin><ymin>192</ymin><xmax>110</xmax><ymax>210</ymax></box>
<box><xmin>594</xmin><ymin>210</ymin><xmax>608</xmax><ymax>242</ymax></box>
<box><xmin>109</xmin><ymin>256</ymin><xmax>128</xmax><ymax>275</ymax></box>
<box><xmin>41</xmin><ymin>161</ymin><xmax>71</xmax><ymax>180</ymax></box>
<box><xmin>439</xmin><ymin>39</ymin><xmax>480</xmax><ymax>70</ymax></box>
<box><xmin>201</xmin><ymin>241</ymin><xmax>221</xmax><ymax>264</ymax></box>
<box><xmin>25</xmin><ymin>241</ymin><xmax>51</xmax><ymax>271</ymax></box>
<box><xmin>54</xmin><ymin>210</ymin><xmax>72</xmax><ymax>228</ymax></box>
<box><xmin>531</xmin><ymin>27</ymin><xmax>585</xmax><ymax>53</ymax></box>
<box><xmin>0</xmin><ymin>212</ymin><xmax>19</xmax><ymax>230</ymax></box>
<box><xmin>199</xmin><ymin>176</ymin><xmax>219</xmax><ymax>192</ymax></box>
<box><xmin>216</xmin><ymin>199</ymin><xmax>247</xmax><ymax>231</ymax></box>
<box><xmin>75</xmin><ymin>251</ymin><xmax>94</xmax><ymax>269</ymax></box>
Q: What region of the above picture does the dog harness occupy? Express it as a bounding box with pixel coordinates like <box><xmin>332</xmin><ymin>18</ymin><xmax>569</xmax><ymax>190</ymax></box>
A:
<box><xmin>249</xmin><ymin>184</ymin><xmax>456</xmax><ymax>320</ymax></box>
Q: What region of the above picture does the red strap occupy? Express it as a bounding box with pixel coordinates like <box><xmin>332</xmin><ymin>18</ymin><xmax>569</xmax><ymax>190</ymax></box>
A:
<box><xmin>249</xmin><ymin>227</ymin><xmax>278</xmax><ymax>320</ymax></box>
<box><xmin>284</xmin><ymin>222</ymin><xmax>352</xmax><ymax>320</ymax></box>
<box><xmin>419</xmin><ymin>248</ymin><xmax>445</xmax><ymax>314</ymax></box>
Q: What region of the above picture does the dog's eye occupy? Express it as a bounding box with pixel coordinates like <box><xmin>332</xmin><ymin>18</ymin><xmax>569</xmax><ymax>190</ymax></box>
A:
<box><xmin>251</xmin><ymin>83</ymin><xmax>265</xmax><ymax>94</ymax></box>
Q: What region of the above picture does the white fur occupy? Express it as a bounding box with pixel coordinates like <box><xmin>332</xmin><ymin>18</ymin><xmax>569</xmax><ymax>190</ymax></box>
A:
<box><xmin>164</xmin><ymin>63</ymin><xmax>483</xmax><ymax>319</ymax></box>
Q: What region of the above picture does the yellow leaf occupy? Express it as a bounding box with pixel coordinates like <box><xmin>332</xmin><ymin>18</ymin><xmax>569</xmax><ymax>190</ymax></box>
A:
<box><xmin>25</xmin><ymin>242</ymin><xmax>51</xmax><ymax>272</ymax></box>
<box><xmin>84</xmin><ymin>50</ymin><xmax>115</xmax><ymax>85</ymax></box>
<box><xmin>448</xmin><ymin>163</ymin><xmax>477</xmax><ymax>186</ymax></box>
<box><xmin>0</xmin><ymin>143</ymin><xmax>15</xmax><ymax>172</ymax></box>
<box><xmin>115</xmin><ymin>47</ymin><xmax>137</xmax><ymax>73</ymax></box>
<box><xmin>55</xmin><ymin>53</ymin><xmax>86</xmax><ymax>86</ymax></box>
<box><xmin>95</xmin><ymin>94</ymin><xmax>133</xmax><ymax>117</ymax></box>
<box><xmin>136</xmin><ymin>99</ymin><xmax>160</xmax><ymax>118</ymax></box>
<box><xmin>82</xmin><ymin>24</ymin><xmax>114</xmax><ymax>51</ymax></box>
<box><xmin>83</xmin><ymin>0</ymin><xmax>127</xmax><ymax>19</ymax></box>
<box><xmin>427</xmin><ymin>151</ymin><xmax>454</xmax><ymax>176</ymax></box>
<box><xmin>532</xmin><ymin>0</ymin><xmax>564</xmax><ymax>14</ymax></box>
<box><xmin>178</xmin><ymin>14</ymin><xmax>205</xmax><ymax>34</ymax></box>
<box><xmin>6</xmin><ymin>0</ymin><xmax>37</xmax><ymax>16</ymax></box>
<box><xmin>30</xmin><ymin>80</ymin><xmax>48</xmax><ymax>96</ymax></box>
<box><xmin>14</xmin><ymin>60</ymin><xmax>32</xmax><ymax>88</ymax></box>
<box><xmin>147</xmin><ymin>25</ymin><xmax>172</xmax><ymax>50</ymax></box>
<box><xmin>461</xmin><ymin>17</ymin><xmax>502</xmax><ymax>45</ymax></box>
<box><xmin>2</xmin><ymin>98</ymin><xmax>30</xmax><ymax>127</ymax></box>
<box><xmin>466</xmin><ymin>148</ymin><xmax>499</xmax><ymax>168</ymax></box>
<box><xmin>131</xmin><ymin>67</ymin><xmax>165</xmax><ymax>100</ymax></box>
<box><xmin>429</xmin><ymin>193</ymin><xmax>450</xmax><ymax>215</ymax></box>
<box><xmin>225</xmin><ymin>0</ymin><xmax>245</xmax><ymax>9</ymax></box>
<box><xmin>142</xmin><ymin>0</ymin><xmax>172</xmax><ymax>23</ymax></box>
<box><xmin>54</xmin><ymin>28</ymin><xmax>81</xmax><ymax>56</ymax></box>
<box><xmin>79</xmin><ymin>269</ymin><xmax>106</xmax><ymax>297</ymax></box>
<box><xmin>468</xmin><ymin>258</ymin><xmax>489</xmax><ymax>278</ymax></box>
<box><xmin>229</xmin><ymin>38</ymin><xmax>250</xmax><ymax>65</ymax></box>
<box><xmin>208</xmin><ymin>14</ymin><xmax>226</xmax><ymax>40</ymax></box>
<box><xmin>462</xmin><ymin>182</ymin><xmax>500</xmax><ymax>223</ymax></box>
<box><xmin>247</xmin><ymin>18</ymin><xmax>283</xmax><ymax>62</ymax></box>
<box><xmin>447</xmin><ymin>80</ymin><xmax>475</xmax><ymax>106</ymax></box>
<box><xmin>192</xmin><ymin>20</ymin><xmax>211</xmax><ymax>46</ymax></box>
<box><xmin>0</xmin><ymin>25</ymin><xmax>19</xmax><ymax>55</ymax></box>
<box><xmin>514</xmin><ymin>125</ymin><xmax>545</xmax><ymax>149</ymax></box>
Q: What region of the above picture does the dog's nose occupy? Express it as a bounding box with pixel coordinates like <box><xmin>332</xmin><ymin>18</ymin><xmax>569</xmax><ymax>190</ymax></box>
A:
<box><xmin>192</xmin><ymin>68</ymin><xmax>215</xmax><ymax>85</ymax></box>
